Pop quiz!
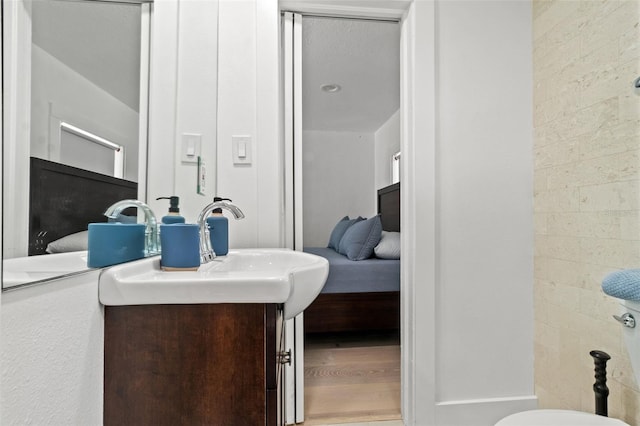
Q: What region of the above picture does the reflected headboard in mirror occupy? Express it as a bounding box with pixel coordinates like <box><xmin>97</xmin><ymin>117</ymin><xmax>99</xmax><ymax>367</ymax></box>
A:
<box><xmin>377</xmin><ymin>182</ymin><xmax>400</xmax><ymax>232</ymax></box>
<box><xmin>28</xmin><ymin>157</ymin><xmax>137</xmax><ymax>256</ymax></box>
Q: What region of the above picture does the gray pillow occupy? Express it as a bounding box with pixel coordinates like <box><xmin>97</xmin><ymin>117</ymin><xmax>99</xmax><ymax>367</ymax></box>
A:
<box><xmin>327</xmin><ymin>216</ymin><xmax>362</xmax><ymax>250</ymax></box>
<box><xmin>374</xmin><ymin>231</ymin><xmax>400</xmax><ymax>259</ymax></box>
<box><xmin>46</xmin><ymin>230</ymin><xmax>88</xmax><ymax>253</ymax></box>
<box><xmin>338</xmin><ymin>215</ymin><xmax>382</xmax><ymax>260</ymax></box>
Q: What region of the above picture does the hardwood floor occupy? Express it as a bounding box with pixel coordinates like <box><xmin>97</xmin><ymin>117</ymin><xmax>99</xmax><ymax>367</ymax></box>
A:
<box><xmin>303</xmin><ymin>332</ymin><xmax>401</xmax><ymax>425</ymax></box>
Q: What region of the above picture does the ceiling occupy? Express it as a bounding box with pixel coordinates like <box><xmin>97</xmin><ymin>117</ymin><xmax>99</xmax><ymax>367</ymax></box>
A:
<box><xmin>302</xmin><ymin>16</ymin><xmax>400</xmax><ymax>133</ymax></box>
<box><xmin>32</xmin><ymin>0</ymin><xmax>142</xmax><ymax>112</ymax></box>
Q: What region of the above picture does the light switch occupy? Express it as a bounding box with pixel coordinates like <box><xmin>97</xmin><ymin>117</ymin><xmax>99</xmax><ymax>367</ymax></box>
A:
<box><xmin>186</xmin><ymin>142</ymin><xmax>196</xmax><ymax>157</ymax></box>
<box><xmin>232</xmin><ymin>135</ymin><xmax>252</xmax><ymax>165</ymax></box>
<box><xmin>182</xmin><ymin>133</ymin><xmax>201</xmax><ymax>163</ymax></box>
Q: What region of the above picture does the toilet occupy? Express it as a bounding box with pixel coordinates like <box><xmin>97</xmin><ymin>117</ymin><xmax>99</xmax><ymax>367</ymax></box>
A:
<box><xmin>495</xmin><ymin>409</ymin><xmax>629</xmax><ymax>425</ymax></box>
<box><xmin>495</xmin><ymin>300</ymin><xmax>640</xmax><ymax>426</ymax></box>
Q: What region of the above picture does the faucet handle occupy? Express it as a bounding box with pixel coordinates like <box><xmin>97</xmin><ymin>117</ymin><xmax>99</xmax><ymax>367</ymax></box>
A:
<box><xmin>201</xmin><ymin>251</ymin><xmax>215</xmax><ymax>264</ymax></box>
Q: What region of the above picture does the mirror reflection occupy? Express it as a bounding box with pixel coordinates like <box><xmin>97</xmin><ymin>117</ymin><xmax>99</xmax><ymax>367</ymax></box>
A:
<box><xmin>2</xmin><ymin>0</ymin><xmax>150</xmax><ymax>289</ymax></box>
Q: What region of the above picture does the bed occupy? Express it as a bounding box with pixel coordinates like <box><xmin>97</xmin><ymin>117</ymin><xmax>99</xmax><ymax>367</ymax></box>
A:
<box><xmin>304</xmin><ymin>182</ymin><xmax>400</xmax><ymax>334</ymax></box>
<box><xmin>28</xmin><ymin>157</ymin><xmax>138</xmax><ymax>255</ymax></box>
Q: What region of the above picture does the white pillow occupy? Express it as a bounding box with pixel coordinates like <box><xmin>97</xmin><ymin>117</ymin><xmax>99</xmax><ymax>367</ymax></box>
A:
<box><xmin>374</xmin><ymin>231</ymin><xmax>400</xmax><ymax>259</ymax></box>
<box><xmin>46</xmin><ymin>230</ymin><xmax>88</xmax><ymax>253</ymax></box>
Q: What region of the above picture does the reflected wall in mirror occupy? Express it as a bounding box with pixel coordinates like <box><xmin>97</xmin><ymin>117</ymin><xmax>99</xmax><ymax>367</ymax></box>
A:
<box><xmin>2</xmin><ymin>0</ymin><xmax>152</xmax><ymax>289</ymax></box>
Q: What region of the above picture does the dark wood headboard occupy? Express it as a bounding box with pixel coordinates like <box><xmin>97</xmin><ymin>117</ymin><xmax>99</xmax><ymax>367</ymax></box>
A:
<box><xmin>377</xmin><ymin>182</ymin><xmax>400</xmax><ymax>232</ymax></box>
<box><xmin>28</xmin><ymin>157</ymin><xmax>138</xmax><ymax>255</ymax></box>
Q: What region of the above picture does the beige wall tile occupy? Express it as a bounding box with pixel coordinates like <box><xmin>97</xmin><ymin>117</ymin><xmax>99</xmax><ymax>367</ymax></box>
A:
<box><xmin>580</xmin><ymin>238</ymin><xmax>640</xmax><ymax>269</ymax></box>
<box><xmin>547</xmin><ymin>150</ymin><xmax>639</xmax><ymax>190</ymax></box>
<box><xmin>547</xmin><ymin>212</ymin><xmax>619</xmax><ymax>239</ymax></box>
<box><xmin>578</xmin><ymin>120</ymin><xmax>639</xmax><ymax>160</ymax></box>
<box><xmin>618</xmin><ymin>5</ymin><xmax>640</xmax><ymax>63</ymax></box>
<box><xmin>534</xmin><ymin>187</ymin><xmax>580</xmax><ymax>212</ymax></box>
<box><xmin>619</xmin><ymin>92</ymin><xmax>640</xmax><ymax>123</ymax></box>
<box><xmin>533</xmin><ymin>0</ymin><xmax>554</xmax><ymax>21</ymax></box>
<box><xmin>618</xmin><ymin>210</ymin><xmax>640</xmax><ymax>239</ymax></box>
<box><xmin>534</xmin><ymin>1</ymin><xmax>640</xmax><ymax>422</ymax></box>
<box><xmin>579</xmin><ymin>180</ymin><xmax>639</xmax><ymax>212</ymax></box>
<box><xmin>580</xmin><ymin>2</ymin><xmax>635</xmax><ymax>57</ymax></box>
<box><xmin>533</xmin><ymin>0</ymin><xmax>581</xmax><ymax>41</ymax></box>
<box><xmin>535</xmin><ymin>234</ymin><xmax>582</xmax><ymax>262</ymax></box>
<box><xmin>534</xmin><ymin>139</ymin><xmax>578</xmax><ymax>168</ymax></box>
<box><xmin>534</xmin><ymin>212</ymin><xmax>549</xmax><ymax>235</ymax></box>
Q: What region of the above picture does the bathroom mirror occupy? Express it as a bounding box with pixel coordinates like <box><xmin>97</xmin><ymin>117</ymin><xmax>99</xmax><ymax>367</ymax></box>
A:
<box><xmin>2</xmin><ymin>0</ymin><xmax>152</xmax><ymax>289</ymax></box>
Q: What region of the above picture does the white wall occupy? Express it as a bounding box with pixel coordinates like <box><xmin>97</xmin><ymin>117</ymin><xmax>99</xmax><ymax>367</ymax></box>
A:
<box><xmin>31</xmin><ymin>45</ymin><xmax>139</xmax><ymax>181</ymax></box>
<box><xmin>146</xmin><ymin>0</ymin><xmax>219</xmax><ymax>223</ymax></box>
<box><xmin>215</xmin><ymin>0</ymin><xmax>259</xmax><ymax>247</ymax></box>
<box><xmin>170</xmin><ymin>0</ymin><xmax>219</xmax><ymax>221</ymax></box>
<box><xmin>0</xmin><ymin>1</ymin><xmax>537</xmax><ymax>425</ymax></box>
<box><xmin>302</xmin><ymin>130</ymin><xmax>376</xmax><ymax>247</ymax></box>
<box><xmin>0</xmin><ymin>272</ymin><xmax>103</xmax><ymax>425</ymax></box>
<box><xmin>214</xmin><ymin>0</ymin><xmax>282</xmax><ymax>250</ymax></box>
<box><xmin>432</xmin><ymin>0</ymin><xmax>535</xmax><ymax>423</ymax></box>
<box><xmin>374</xmin><ymin>109</ymin><xmax>400</xmax><ymax>190</ymax></box>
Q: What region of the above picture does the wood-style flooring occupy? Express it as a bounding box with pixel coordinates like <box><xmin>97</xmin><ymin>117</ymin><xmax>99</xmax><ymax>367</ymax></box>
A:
<box><xmin>303</xmin><ymin>332</ymin><xmax>401</xmax><ymax>425</ymax></box>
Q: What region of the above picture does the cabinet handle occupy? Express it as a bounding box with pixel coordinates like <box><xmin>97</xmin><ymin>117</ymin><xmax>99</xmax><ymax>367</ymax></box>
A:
<box><xmin>279</xmin><ymin>350</ymin><xmax>292</xmax><ymax>365</ymax></box>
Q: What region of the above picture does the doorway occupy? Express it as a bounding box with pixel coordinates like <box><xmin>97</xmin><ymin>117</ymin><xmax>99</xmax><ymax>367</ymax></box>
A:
<box><xmin>277</xmin><ymin>2</ymin><xmax>436</xmax><ymax>424</ymax></box>
<box><xmin>283</xmin><ymin>11</ymin><xmax>402</xmax><ymax>425</ymax></box>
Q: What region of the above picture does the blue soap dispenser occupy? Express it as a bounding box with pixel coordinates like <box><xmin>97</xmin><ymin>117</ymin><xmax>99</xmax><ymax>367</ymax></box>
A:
<box><xmin>207</xmin><ymin>196</ymin><xmax>231</xmax><ymax>256</ymax></box>
<box><xmin>156</xmin><ymin>196</ymin><xmax>185</xmax><ymax>224</ymax></box>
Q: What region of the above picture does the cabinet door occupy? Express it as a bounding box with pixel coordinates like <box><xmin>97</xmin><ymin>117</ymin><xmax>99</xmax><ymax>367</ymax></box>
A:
<box><xmin>105</xmin><ymin>304</ymin><xmax>268</xmax><ymax>426</ymax></box>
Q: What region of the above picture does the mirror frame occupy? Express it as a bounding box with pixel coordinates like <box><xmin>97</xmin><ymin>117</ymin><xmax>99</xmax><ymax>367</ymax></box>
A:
<box><xmin>1</xmin><ymin>0</ymin><xmax>153</xmax><ymax>291</ymax></box>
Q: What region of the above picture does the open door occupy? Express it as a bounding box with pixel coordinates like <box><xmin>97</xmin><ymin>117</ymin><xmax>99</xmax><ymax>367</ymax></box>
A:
<box><xmin>282</xmin><ymin>11</ymin><xmax>304</xmax><ymax>425</ymax></box>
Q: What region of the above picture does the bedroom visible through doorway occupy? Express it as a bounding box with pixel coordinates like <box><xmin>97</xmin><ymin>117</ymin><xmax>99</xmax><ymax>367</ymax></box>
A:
<box><xmin>288</xmin><ymin>14</ymin><xmax>401</xmax><ymax>425</ymax></box>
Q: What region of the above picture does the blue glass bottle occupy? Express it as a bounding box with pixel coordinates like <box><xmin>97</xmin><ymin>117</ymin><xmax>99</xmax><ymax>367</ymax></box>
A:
<box><xmin>206</xmin><ymin>197</ymin><xmax>230</xmax><ymax>256</ymax></box>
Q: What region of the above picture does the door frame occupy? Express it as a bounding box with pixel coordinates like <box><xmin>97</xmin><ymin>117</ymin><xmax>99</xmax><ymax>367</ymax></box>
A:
<box><xmin>282</xmin><ymin>11</ymin><xmax>305</xmax><ymax>425</ymax></box>
<box><xmin>278</xmin><ymin>1</ymin><xmax>437</xmax><ymax>424</ymax></box>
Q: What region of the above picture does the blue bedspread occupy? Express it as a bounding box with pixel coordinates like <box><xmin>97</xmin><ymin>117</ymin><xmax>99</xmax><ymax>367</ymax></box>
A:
<box><xmin>303</xmin><ymin>247</ymin><xmax>400</xmax><ymax>294</ymax></box>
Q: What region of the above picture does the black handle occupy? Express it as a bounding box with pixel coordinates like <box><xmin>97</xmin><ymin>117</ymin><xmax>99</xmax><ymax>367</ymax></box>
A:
<box><xmin>590</xmin><ymin>350</ymin><xmax>611</xmax><ymax>417</ymax></box>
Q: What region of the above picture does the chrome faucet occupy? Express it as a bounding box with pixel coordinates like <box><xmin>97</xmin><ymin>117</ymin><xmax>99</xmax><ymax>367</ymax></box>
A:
<box><xmin>104</xmin><ymin>199</ymin><xmax>160</xmax><ymax>256</ymax></box>
<box><xmin>197</xmin><ymin>200</ymin><xmax>245</xmax><ymax>263</ymax></box>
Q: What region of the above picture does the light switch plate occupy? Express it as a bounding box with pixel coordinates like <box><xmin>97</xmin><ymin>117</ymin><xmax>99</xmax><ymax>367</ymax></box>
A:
<box><xmin>232</xmin><ymin>135</ymin><xmax>252</xmax><ymax>165</ymax></box>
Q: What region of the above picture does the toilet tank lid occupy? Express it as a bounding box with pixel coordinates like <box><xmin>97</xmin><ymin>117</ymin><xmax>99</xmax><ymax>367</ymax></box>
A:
<box><xmin>495</xmin><ymin>409</ymin><xmax>630</xmax><ymax>426</ymax></box>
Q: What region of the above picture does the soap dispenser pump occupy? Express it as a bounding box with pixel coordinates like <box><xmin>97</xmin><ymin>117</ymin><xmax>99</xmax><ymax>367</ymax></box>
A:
<box><xmin>207</xmin><ymin>196</ymin><xmax>231</xmax><ymax>256</ymax></box>
<box><xmin>156</xmin><ymin>196</ymin><xmax>186</xmax><ymax>224</ymax></box>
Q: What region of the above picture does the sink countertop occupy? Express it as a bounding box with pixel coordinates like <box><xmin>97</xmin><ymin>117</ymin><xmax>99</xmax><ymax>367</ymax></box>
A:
<box><xmin>98</xmin><ymin>249</ymin><xmax>329</xmax><ymax>319</ymax></box>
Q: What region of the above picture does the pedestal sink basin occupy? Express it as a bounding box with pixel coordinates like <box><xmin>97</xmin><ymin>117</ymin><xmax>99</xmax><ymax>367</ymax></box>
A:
<box><xmin>98</xmin><ymin>248</ymin><xmax>329</xmax><ymax>319</ymax></box>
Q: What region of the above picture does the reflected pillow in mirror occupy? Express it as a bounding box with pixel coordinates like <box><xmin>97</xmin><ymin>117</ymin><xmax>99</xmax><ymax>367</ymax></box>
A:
<box><xmin>46</xmin><ymin>230</ymin><xmax>89</xmax><ymax>254</ymax></box>
<box><xmin>327</xmin><ymin>216</ymin><xmax>362</xmax><ymax>250</ymax></box>
<box><xmin>374</xmin><ymin>231</ymin><xmax>400</xmax><ymax>259</ymax></box>
<box><xmin>338</xmin><ymin>215</ymin><xmax>382</xmax><ymax>261</ymax></box>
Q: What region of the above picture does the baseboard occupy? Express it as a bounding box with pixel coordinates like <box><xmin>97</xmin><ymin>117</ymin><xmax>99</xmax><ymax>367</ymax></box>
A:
<box><xmin>435</xmin><ymin>395</ymin><xmax>538</xmax><ymax>426</ymax></box>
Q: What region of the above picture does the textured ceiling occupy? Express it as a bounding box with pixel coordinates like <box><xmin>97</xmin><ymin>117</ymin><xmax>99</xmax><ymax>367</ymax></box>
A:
<box><xmin>32</xmin><ymin>0</ymin><xmax>142</xmax><ymax>112</ymax></box>
<box><xmin>302</xmin><ymin>16</ymin><xmax>400</xmax><ymax>132</ymax></box>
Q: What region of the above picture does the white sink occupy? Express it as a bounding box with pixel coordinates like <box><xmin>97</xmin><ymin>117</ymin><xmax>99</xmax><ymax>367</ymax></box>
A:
<box><xmin>3</xmin><ymin>251</ymin><xmax>90</xmax><ymax>288</ymax></box>
<box><xmin>98</xmin><ymin>248</ymin><xmax>329</xmax><ymax>319</ymax></box>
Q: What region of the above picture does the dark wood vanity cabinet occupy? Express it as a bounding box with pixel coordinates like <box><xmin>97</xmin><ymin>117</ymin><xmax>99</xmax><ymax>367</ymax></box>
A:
<box><xmin>104</xmin><ymin>303</ymin><xmax>284</xmax><ymax>426</ymax></box>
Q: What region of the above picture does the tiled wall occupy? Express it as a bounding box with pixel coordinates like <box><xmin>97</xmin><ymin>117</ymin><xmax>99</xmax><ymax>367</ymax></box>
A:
<box><xmin>533</xmin><ymin>0</ymin><xmax>640</xmax><ymax>423</ymax></box>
